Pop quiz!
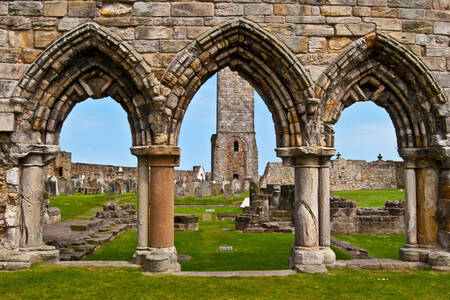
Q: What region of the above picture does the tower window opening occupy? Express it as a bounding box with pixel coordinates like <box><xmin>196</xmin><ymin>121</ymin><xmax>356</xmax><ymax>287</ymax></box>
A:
<box><xmin>233</xmin><ymin>174</ymin><xmax>239</xmax><ymax>180</ymax></box>
<box><xmin>59</xmin><ymin>167</ymin><xmax>63</xmax><ymax>177</ymax></box>
<box><xmin>234</xmin><ymin>141</ymin><xmax>239</xmax><ymax>152</ymax></box>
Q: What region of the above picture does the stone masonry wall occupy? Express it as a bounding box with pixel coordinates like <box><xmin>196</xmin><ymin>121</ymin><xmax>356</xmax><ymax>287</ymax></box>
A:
<box><xmin>0</xmin><ymin>0</ymin><xmax>448</xmax><ymax>249</ymax></box>
<box><xmin>260</xmin><ymin>158</ymin><xmax>404</xmax><ymax>191</ymax></box>
<box><xmin>211</xmin><ymin>67</ymin><xmax>258</xmax><ymax>183</ymax></box>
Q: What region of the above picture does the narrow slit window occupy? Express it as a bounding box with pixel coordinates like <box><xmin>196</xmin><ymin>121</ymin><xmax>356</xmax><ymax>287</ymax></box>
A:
<box><xmin>234</xmin><ymin>141</ymin><xmax>239</xmax><ymax>152</ymax></box>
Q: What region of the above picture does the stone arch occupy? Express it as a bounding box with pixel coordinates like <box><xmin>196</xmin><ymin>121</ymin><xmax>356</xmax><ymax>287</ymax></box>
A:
<box><xmin>316</xmin><ymin>32</ymin><xmax>448</xmax><ymax>152</ymax></box>
<box><xmin>162</xmin><ymin>18</ymin><xmax>317</xmax><ymax>148</ymax></box>
<box><xmin>12</xmin><ymin>22</ymin><xmax>157</xmax><ymax>147</ymax></box>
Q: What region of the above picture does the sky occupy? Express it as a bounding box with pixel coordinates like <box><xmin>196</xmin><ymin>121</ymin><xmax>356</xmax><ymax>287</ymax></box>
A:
<box><xmin>60</xmin><ymin>75</ymin><xmax>401</xmax><ymax>174</ymax></box>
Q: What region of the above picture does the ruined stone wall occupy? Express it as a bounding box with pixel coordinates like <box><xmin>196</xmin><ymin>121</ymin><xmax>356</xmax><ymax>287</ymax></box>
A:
<box><xmin>44</xmin><ymin>151</ymin><xmax>72</xmax><ymax>178</ymax></box>
<box><xmin>211</xmin><ymin>67</ymin><xmax>258</xmax><ymax>183</ymax></box>
<box><xmin>260</xmin><ymin>159</ymin><xmax>404</xmax><ymax>191</ymax></box>
<box><xmin>71</xmin><ymin>163</ymin><xmax>137</xmax><ymax>182</ymax></box>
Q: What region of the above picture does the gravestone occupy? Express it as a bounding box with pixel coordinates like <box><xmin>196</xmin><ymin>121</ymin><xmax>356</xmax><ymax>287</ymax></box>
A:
<box><xmin>202</xmin><ymin>213</ymin><xmax>212</xmax><ymax>221</ymax></box>
<box><xmin>223</xmin><ymin>183</ymin><xmax>232</xmax><ymax>200</ymax></box>
<box><xmin>194</xmin><ymin>186</ymin><xmax>202</xmax><ymax>199</ymax></box>
<box><xmin>201</xmin><ymin>182</ymin><xmax>210</xmax><ymax>196</ymax></box>
<box><xmin>48</xmin><ymin>176</ymin><xmax>58</xmax><ymax>196</ymax></box>
<box><xmin>232</xmin><ymin>179</ymin><xmax>242</xmax><ymax>196</ymax></box>
<box><xmin>186</xmin><ymin>182</ymin><xmax>195</xmax><ymax>197</ymax></box>
<box><xmin>210</xmin><ymin>183</ymin><xmax>221</xmax><ymax>196</ymax></box>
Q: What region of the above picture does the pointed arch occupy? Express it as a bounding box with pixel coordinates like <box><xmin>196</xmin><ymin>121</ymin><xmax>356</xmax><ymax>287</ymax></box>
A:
<box><xmin>317</xmin><ymin>32</ymin><xmax>448</xmax><ymax>154</ymax></box>
<box><xmin>12</xmin><ymin>22</ymin><xmax>157</xmax><ymax>146</ymax></box>
<box><xmin>161</xmin><ymin>18</ymin><xmax>316</xmax><ymax>148</ymax></box>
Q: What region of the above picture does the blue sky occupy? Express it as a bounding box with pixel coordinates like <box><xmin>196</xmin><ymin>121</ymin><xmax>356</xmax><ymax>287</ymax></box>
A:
<box><xmin>60</xmin><ymin>75</ymin><xmax>401</xmax><ymax>174</ymax></box>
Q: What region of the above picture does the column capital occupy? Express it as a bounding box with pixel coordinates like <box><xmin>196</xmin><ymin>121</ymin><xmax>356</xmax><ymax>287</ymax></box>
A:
<box><xmin>131</xmin><ymin>145</ymin><xmax>180</xmax><ymax>167</ymax></box>
<box><xmin>15</xmin><ymin>144</ymin><xmax>60</xmax><ymax>166</ymax></box>
<box><xmin>276</xmin><ymin>147</ymin><xmax>335</xmax><ymax>167</ymax></box>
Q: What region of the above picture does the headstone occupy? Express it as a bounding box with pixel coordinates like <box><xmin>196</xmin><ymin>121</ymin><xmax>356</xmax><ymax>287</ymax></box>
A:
<box><xmin>202</xmin><ymin>213</ymin><xmax>212</xmax><ymax>221</ymax></box>
<box><xmin>244</xmin><ymin>178</ymin><xmax>252</xmax><ymax>192</ymax></box>
<box><xmin>232</xmin><ymin>179</ymin><xmax>242</xmax><ymax>195</ymax></box>
<box><xmin>48</xmin><ymin>176</ymin><xmax>58</xmax><ymax>196</ymax></box>
<box><xmin>177</xmin><ymin>185</ymin><xmax>185</xmax><ymax>198</ymax></box>
<box><xmin>223</xmin><ymin>183</ymin><xmax>232</xmax><ymax>200</ymax></box>
<box><xmin>186</xmin><ymin>182</ymin><xmax>195</xmax><ymax>196</ymax></box>
<box><xmin>210</xmin><ymin>183</ymin><xmax>221</xmax><ymax>196</ymax></box>
<box><xmin>194</xmin><ymin>186</ymin><xmax>202</xmax><ymax>198</ymax></box>
<box><xmin>58</xmin><ymin>177</ymin><xmax>67</xmax><ymax>195</ymax></box>
<box><xmin>65</xmin><ymin>180</ymin><xmax>73</xmax><ymax>196</ymax></box>
<box><xmin>201</xmin><ymin>182</ymin><xmax>210</xmax><ymax>196</ymax></box>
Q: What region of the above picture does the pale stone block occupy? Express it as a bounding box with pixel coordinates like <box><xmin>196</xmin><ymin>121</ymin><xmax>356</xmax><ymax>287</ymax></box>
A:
<box><xmin>9</xmin><ymin>1</ymin><xmax>43</xmax><ymax>16</ymax></box>
<box><xmin>335</xmin><ymin>23</ymin><xmax>376</xmax><ymax>36</ymax></box>
<box><xmin>273</xmin><ymin>4</ymin><xmax>311</xmax><ymax>16</ymax></box>
<box><xmin>372</xmin><ymin>7</ymin><xmax>398</xmax><ymax>18</ymax></box>
<box><xmin>135</xmin><ymin>26</ymin><xmax>173</xmax><ymax>40</ymax></box>
<box><xmin>426</xmin><ymin>46</ymin><xmax>450</xmax><ymax>57</ymax></box>
<box><xmin>364</xmin><ymin>17</ymin><xmax>402</xmax><ymax>31</ymax></box>
<box><xmin>358</xmin><ymin>0</ymin><xmax>387</xmax><ymax>6</ymax></box>
<box><xmin>425</xmin><ymin>10</ymin><xmax>450</xmax><ymax>21</ymax></box>
<box><xmin>388</xmin><ymin>0</ymin><xmax>432</xmax><ymax>8</ymax></box>
<box><xmin>244</xmin><ymin>4</ymin><xmax>273</xmax><ymax>15</ymax></box>
<box><xmin>308</xmin><ymin>37</ymin><xmax>327</xmax><ymax>53</ymax></box>
<box><xmin>320</xmin><ymin>6</ymin><xmax>352</xmax><ymax>16</ymax></box>
<box><xmin>296</xmin><ymin>25</ymin><xmax>334</xmax><ymax>36</ymax></box>
<box><xmin>416</xmin><ymin>33</ymin><xmax>434</xmax><ymax>45</ymax></box>
<box><xmin>329</xmin><ymin>37</ymin><xmax>352</xmax><ymax>51</ymax></box>
<box><xmin>326</xmin><ymin>0</ymin><xmax>356</xmax><ymax>5</ymax></box>
<box><xmin>160</xmin><ymin>40</ymin><xmax>189</xmax><ymax>53</ymax></box>
<box><xmin>326</xmin><ymin>17</ymin><xmax>361</xmax><ymax>24</ymax></box>
<box><xmin>43</xmin><ymin>1</ymin><xmax>67</xmax><ymax>17</ymax></box>
<box><xmin>57</xmin><ymin>18</ymin><xmax>88</xmax><ymax>31</ymax></box>
<box><xmin>0</xmin><ymin>64</ymin><xmax>27</xmax><ymax>80</ymax></box>
<box><xmin>434</xmin><ymin>22</ymin><xmax>450</xmax><ymax>35</ymax></box>
<box><xmin>353</xmin><ymin>7</ymin><xmax>371</xmax><ymax>17</ymax></box>
<box><xmin>0</xmin><ymin>80</ymin><xmax>16</xmax><ymax>98</ymax></box>
<box><xmin>286</xmin><ymin>16</ymin><xmax>326</xmax><ymax>24</ymax></box>
<box><xmin>398</xmin><ymin>8</ymin><xmax>425</xmax><ymax>19</ymax></box>
<box><xmin>433</xmin><ymin>72</ymin><xmax>450</xmax><ymax>88</ymax></box>
<box><xmin>215</xmin><ymin>3</ymin><xmax>244</xmax><ymax>16</ymax></box>
<box><xmin>133</xmin><ymin>2</ymin><xmax>170</xmax><ymax>17</ymax></box>
<box><xmin>172</xmin><ymin>2</ymin><xmax>214</xmax><ymax>17</ymax></box>
<box><xmin>382</xmin><ymin>31</ymin><xmax>416</xmax><ymax>44</ymax></box>
<box><xmin>403</xmin><ymin>20</ymin><xmax>433</xmax><ymax>33</ymax></box>
<box><xmin>6</xmin><ymin>168</ymin><xmax>19</xmax><ymax>185</ymax></box>
<box><xmin>0</xmin><ymin>2</ymin><xmax>8</xmax><ymax>15</ymax></box>
<box><xmin>0</xmin><ymin>30</ymin><xmax>7</xmax><ymax>47</ymax></box>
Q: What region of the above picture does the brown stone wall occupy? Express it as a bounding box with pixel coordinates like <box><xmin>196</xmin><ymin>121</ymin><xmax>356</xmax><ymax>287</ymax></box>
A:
<box><xmin>260</xmin><ymin>158</ymin><xmax>404</xmax><ymax>191</ymax></box>
<box><xmin>211</xmin><ymin>67</ymin><xmax>258</xmax><ymax>183</ymax></box>
<box><xmin>44</xmin><ymin>151</ymin><xmax>72</xmax><ymax>178</ymax></box>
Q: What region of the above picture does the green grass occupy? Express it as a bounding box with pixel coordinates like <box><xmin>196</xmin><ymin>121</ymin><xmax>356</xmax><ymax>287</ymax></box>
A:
<box><xmin>332</xmin><ymin>189</ymin><xmax>405</xmax><ymax>207</ymax></box>
<box><xmin>50</xmin><ymin>192</ymin><xmax>116</xmax><ymax>221</ymax></box>
<box><xmin>0</xmin><ymin>265</ymin><xmax>448</xmax><ymax>299</ymax></box>
<box><xmin>333</xmin><ymin>234</ymin><xmax>405</xmax><ymax>259</ymax></box>
<box><xmin>86</xmin><ymin>206</ymin><xmax>351</xmax><ymax>268</ymax></box>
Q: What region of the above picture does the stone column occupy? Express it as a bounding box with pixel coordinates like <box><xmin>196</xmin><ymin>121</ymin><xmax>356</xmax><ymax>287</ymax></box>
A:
<box><xmin>276</xmin><ymin>147</ymin><xmax>336</xmax><ymax>274</ymax></box>
<box><xmin>404</xmin><ymin>160</ymin><xmax>417</xmax><ymax>246</ymax></box>
<box><xmin>416</xmin><ymin>159</ymin><xmax>439</xmax><ymax>246</ymax></box>
<box><xmin>130</xmin><ymin>145</ymin><xmax>180</xmax><ymax>272</ymax></box>
<box><xmin>319</xmin><ymin>157</ymin><xmax>331</xmax><ymax>247</ymax></box>
<box><xmin>135</xmin><ymin>154</ymin><xmax>149</xmax><ymax>249</ymax></box>
<box><xmin>20</xmin><ymin>153</ymin><xmax>45</xmax><ymax>248</ymax></box>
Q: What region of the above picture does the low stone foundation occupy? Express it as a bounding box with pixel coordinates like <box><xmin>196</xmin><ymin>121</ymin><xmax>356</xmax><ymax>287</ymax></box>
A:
<box><xmin>236</xmin><ymin>184</ymin><xmax>405</xmax><ymax>235</ymax></box>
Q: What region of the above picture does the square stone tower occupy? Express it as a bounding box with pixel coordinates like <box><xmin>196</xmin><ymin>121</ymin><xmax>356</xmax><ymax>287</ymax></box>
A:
<box><xmin>211</xmin><ymin>67</ymin><xmax>258</xmax><ymax>183</ymax></box>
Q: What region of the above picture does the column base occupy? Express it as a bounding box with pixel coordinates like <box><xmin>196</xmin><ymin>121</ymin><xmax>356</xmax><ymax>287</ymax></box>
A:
<box><xmin>400</xmin><ymin>246</ymin><xmax>450</xmax><ymax>266</ymax></box>
<box><xmin>134</xmin><ymin>246</ymin><xmax>181</xmax><ymax>273</ymax></box>
<box><xmin>289</xmin><ymin>246</ymin><xmax>336</xmax><ymax>274</ymax></box>
<box><xmin>0</xmin><ymin>245</ymin><xmax>59</xmax><ymax>270</ymax></box>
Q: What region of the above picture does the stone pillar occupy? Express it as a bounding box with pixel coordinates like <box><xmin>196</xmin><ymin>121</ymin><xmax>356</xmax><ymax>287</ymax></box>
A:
<box><xmin>319</xmin><ymin>157</ymin><xmax>331</xmax><ymax>247</ymax></box>
<box><xmin>416</xmin><ymin>160</ymin><xmax>439</xmax><ymax>246</ymax></box>
<box><xmin>276</xmin><ymin>147</ymin><xmax>336</xmax><ymax>274</ymax></box>
<box><xmin>20</xmin><ymin>153</ymin><xmax>45</xmax><ymax>248</ymax></box>
<box><xmin>135</xmin><ymin>155</ymin><xmax>149</xmax><ymax>249</ymax></box>
<box><xmin>404</xmin><ymin>160</ymin><xmax>417</xmax><ymax>246</ymax></box>
<box><xmin>131</xmin><ymin>146</ymin><xmax>180</xmax><ymax>273</ymax></box>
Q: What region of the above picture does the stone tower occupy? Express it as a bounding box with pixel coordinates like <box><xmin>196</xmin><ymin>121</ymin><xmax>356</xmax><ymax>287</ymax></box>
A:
<box><xmin>211</xmin><ymin>67</ymin><xmax>258</xmax><ymax>183</ymax></box>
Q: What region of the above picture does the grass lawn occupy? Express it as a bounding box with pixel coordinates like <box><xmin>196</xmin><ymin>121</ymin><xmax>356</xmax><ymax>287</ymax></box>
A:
<box><xmin>333</xmin><ymin>234</ymin><xmax>405</xmax><ymax>259</ymax></box>
<box><xmin>0</xmin><ymin>264</ymin><xmax>448</xmax><ymax>300</ymax></box>
<box><xmin>86</xmin><ymin>206</ymin><xmax>352</xmax><ymax>268</ymax></box>
<box><xmin>332</xmin><ymin>189</ymin><xmax>404</xmax><ymax>207</ymax></box>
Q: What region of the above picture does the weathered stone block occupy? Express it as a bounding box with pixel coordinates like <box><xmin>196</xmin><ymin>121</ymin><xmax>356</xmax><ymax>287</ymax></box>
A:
<box><xmin>135</xmin><ymin>26</ymin><xmax>172</xmax><ymax>40</ymax></box>
<box><xmin>321</xmin><ymin>6</ymin><xmax>352</xmax><ymax>16</ymax></box>
<box><xmin>273</xmin><ymin>4</ymin><xmax>311</xmax><ymax>16</ymax></box>
<box><xmin>133</xmin><ymin>2</ymin><xmax>170</xmax><ymax>17</ymax></box>
<box><xmin>402</xmin><ymin>20</ymin><xmax>433</xmax><ymax>33</ymax></box>
<box><xmin>326</xmin><ymin>17</ymin><xmax>361</xmax><ymax>24</ymax></box>
<box><xmin>0</xmin><ymin>113</ymin><xmax>15</xmax><ymax>132</ymax></box>
<box><xmin>309</xmin><ymin>37</ymin><xmax>327</xmax><ymax>53</ymax></box>
<box><xmin>434</xmin><ymin>22</ymin><xmax>450</xmax><ymax>35</ymax></box>
<box><xmin>296</xmin><ymin>25</ymin><xmax>334</xmax><ymax>36</ymax></box>
<box><xmin>426</xmin><ymin>47</ymin><xmax>450</xmax><ymax>57</ymax></box>
<box><xmin>388</xmin><ymin>0</ymin><xmax>431</xmax><ymax>8</ymax></box>
<box><xmin>364</xmin><ymin>17</ymin><xmax>402</xmax><ymax>31</ymax></box>
<box><xmin>172</xmin><ymin>2</ymin><xmax>214</xmax><ymax>17</ymax></box>
<box><xmin>43</xmin><ymin>1</ymin><xmax>67</xmax><ymax>17</ymax></box>
<box><xmin>129</xmin><ymin>40</ymin><xmax>158</xmax><ymax>53</ymax></box>
<box><xmin>372</xmin><ymin>7</ymin><xmax>398</xmax><ymax>18</ymax></box>
<box><xmin>101</xmin><ymin>3</ymin><xmax>132</xmax><ymax>17</ymax></box>
<box><xmin>244</xmin><ymin>4</ymin><xmax>273</xmax><ymax>15</ymax></box>
<box><xmin>215</xmin><ymin>3</ymin><xmax>244</xmax><ymax>16</ymax></box>
<box><xmin>383</xmin><ymin>31</ymin><xmax>416</xmax><ymax>44</ymax></box>
<box><xmin>0</xmin><ymin>80</ymin><xmax>16</xmax><ymax>98</ymax></box>
<box><xmin>280</xmin><ymin>36</ymin><xmax>308</xmax><ymax>54</ymax></box>
<box><xmin>328</xmin><ymin>37</ymin><xmax>352</xmax><ymax>51</ymax></box>
<box><xmin>9</xmin><ymin>1</ymin><xmax>43</xmax><ymax>16</ymax></box>
<box><xmin>353</xmin><ymin>7</ymin><xmax>371</xmax><ymax>17</ymax></box>
<box><xmin>68</xmin><ymin>1</ymin><xmax>96</xmax><ymax>18</ymax></box>
<box><xmin>358</xmin><ymin>0</ymin><xmax>387</xmax><ymax>6</ymax></box>
<box><xmin>22</xmin><ymin>49</ymin><xmax>42</xmax><ymax>64</ymax></box>
<box><xmin>286</xmin><ymin>16</ymin><xmax>326</xmax><ymax>24</ymax></box>
<box><xmin>398</xmin><ymin>8</ymin><xmax>425</xmax><ymax>19</ymax></box>
<box><xmin>57</xmin><ymin>18</ymin><xmax>88</xmax><ymax>31</ymax></box>
<box><xmin>0</xmin><ymin>2</ymin><xmax>8</xmax><ymax>15</ymax></box>
<box><xmin>34</xmin><ymin>31</ymin><xmax>61</xmax><ymax>49</ymax></box>
<box><xmin>425</xmin><ymin>10</ymin><xmax>450</xmax><ymax>21</ymax></box>
<box><xmin>421</xmin><ymin>57</ymin><xmax>446</xmax><ymax>71</ymax></box>
<box><xmin>160</xmin><ymin>40</ymin><xmax>189</xmax><ymax>53</ymax></box>
<box><xmin>0</xmin><ymin>29</ymin><xmax>7</xmax><ymax>47</ymax></box>
<box><xmin>335</xmin><ymin>23</ymin><xmax>376</xmax><ymax>36</ymax></box>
